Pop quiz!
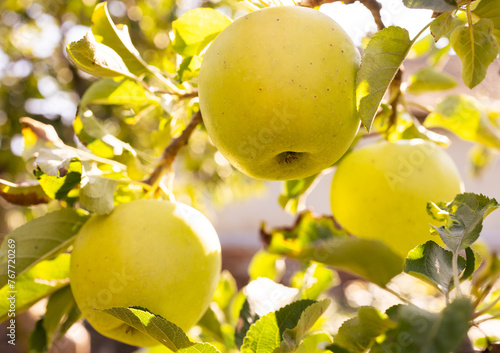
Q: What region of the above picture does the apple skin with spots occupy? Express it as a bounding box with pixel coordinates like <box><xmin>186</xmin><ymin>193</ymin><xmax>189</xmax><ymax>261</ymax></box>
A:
<box><xmin>330</xmin><ymin>139</ymin><xmax>464</xmax><ymax>257</ymax></box>
<box><xmin>70</xmin><ymin>199</ymin><xmax>221</xmax><ymax>347</ymax></box>
<box><xmin>199</xmin><ymin>6</ymin><xmax>360</xmax><ymax>180</ymax></box>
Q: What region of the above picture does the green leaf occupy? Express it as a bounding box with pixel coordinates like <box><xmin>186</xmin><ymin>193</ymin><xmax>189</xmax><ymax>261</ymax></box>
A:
<box><xmin>276</xmin><ymin>300</ymin><xmax>331</xmax><ymax>353</ymax></box>
<box><xmin>424</xmin><ymin>95</ymin><xmax>500</xmax><ymax>149</ymax></box>
<box><xmin>177</xmin><ymin>55</ymin><xmax>203</xmax><ymax>82</ymax></box>
<box><xmin>91</xmin><ymin>2</ymin><xmax>150</xmax><ymax>76</ymax></box>
<box><xmin>407</xmin><ymin>67</ymin><xmax>456</xmax><ymax>94</ymax></box>
<box><xmin>473</xmin><ymin>0</ymin><xmax>500</xmax><ymax>54</ymax></box>
<box><xmin>80</xmin><ymin>176</ymin><xmax>117</xmax><ymax>214</ymax></box>
<box><xmin>80</xmin><ymin>78</ymin><xmax>156</xmax><ymax>108</ymax></box>
<box><xmin>172</xmin><ymin>8</ymin><xmax>231</xmax><ymax>57</ymax></box>
<box><xmin>297</xmin><ymin>332</ymin><xmax>332</xmax><ymax>353</ymax></box>
<box><xmin>430</xmin><ymin>12</ymin><xmax>456</xmax><ymax>41</ymax></box>
<box><xmin>235</xmin><ymin>299</ymin><xmax>260</xmax><ymax>349</ymax></box>
<box><xmin>0</xmin><ymin>179</ymin><xmax>49</xmax><ymax>206</ymax></box>
<box><xmin>293</xmin><ymin>237</ymin><xmax>403</xmax><ymax>287</ymax></box>
<box><xmin>197</xmin><ymin>306</ymin><xmax>224</xmax><ymax>342</ymax></box>
<box><xmin>356</xmin><ymin>26</ymin><xmax>412</xmax><ymax>131</ymax></box>
<box><xmin>427</xmin><ymin>193</ymin><xmax>499</xmax><ymax>251</ymax></box>
<box><xmin>248</xmin><ymin>249</ymin><xmax>285</xmax><ymax>282</ymax></box>
<box><xmin>460</xmin><ymin>247</ymin><xmax>477</xmax><ymax>281</ymax></box>
<box><xmin>0</xmin><ymin>209</ymin><xmax>88</xmax><ymax>287</ymax></box>
<box><xmin>43</xmin><ymin>286</ymin><xmax>79</xmax><ymax>346</ymax></box>
<box><xmin>241</xmin><ymin>299</ymin><xmax>330</xmax><ymax>353</ymax></box>
<box><xmin>0</xmin><ymin>254</ymin><xmax>71</xmax><ymax>322</ymax></box>
<box><xmin>371</xmin><ymin>299</ymin><xmax>473</xmax><ymax>353</ymax></box>
<box><xmin>66</xmin><ymin>32</ymin><xmax>136</xmax><ymax>79</ymax></box>
<box><xmin>332</xmin><ymin>307</ymin><xmax>397</xmax><ymax>353</ymax></box>
<box><xmin>35</xmin><ymin>157</ymin><xmax>82</xmax><ymax>200</ymax></box>
<box><xmin>450</xmin><ymin>18</ymin><xmax>498</xmax><ymax>88</ymax></box>
<box><xmin>102</xmin><ymin>306</ymin><xmax>220</xmax><ymax>352</ymax></box>
<box><xmin>469</xmin><ymin>144</ymin><xmax>495</xmax><ymax>177</ymax></box>
<box><xmin>279</xmin><ymin>174</ymin><xmax>319</xmax><ymax>214</ymax></box>
<box><xmin>472</xmin><ymin>252</ymin><xmax>500</xmax><ymax>300</ymax></box>
<box><xmin>213</xmin><ymin>270</ymin><xmax>237</xmax><ymax>311</ymax></box>
<box><xmin>404</xmin><ymin>241</ymin><xmax>466</xmax><ymax>294</ymax></box>
<box><xmin>58</xmin><ymin>304</ymin><xmax>81</xmax><ymax>337</ymax></box>
<box><xmin>291</xmin><ymin>263</ymin><xmax>338</xmax><ymax>300</ymax></box>
<box><xmin>403</xmin><ymin>0</ymin><xmax>457</xmax><ymax>11</ymax></box>
<box><xmin>262</xmin><ymin>212</ymin><xmax>404</xmax><ymax>287</ymax></box>
<box><xmin>29</xmin><ymin>318</ymin><xmax>47</xmax><ymax>353</ymax></box>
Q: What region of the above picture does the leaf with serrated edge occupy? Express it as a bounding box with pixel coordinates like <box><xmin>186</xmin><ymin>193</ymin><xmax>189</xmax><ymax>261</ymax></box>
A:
<box><xmin>0</xmin><ymin>254</ymin><xmax>71</xmax><ymax>322</ymax></box>
<box><xmin>356</xmin><ymin>27</ymin><xmax>412</xmax><ymax>131</ymax></box>
<box><xmin>240</xmin><ymin>299</ymin><xmax>329</xmax><ymax>353</ymax></box>
<box><xmin>66</xmin><ymin>32</ymin><xmax>137</xmax><ymax>79</ymax></box>
<box><xmin>332</xmin><ymin>306</ymin><xmax>397</xmax><ymax>353</ymax></box>
<box><xmin>371</xmin><ymin>299</ymin><xmax>473</xmax><ymax>353</ymax></box>
<box><xmin>91</xmin><ymin>2</ymin><xmax>150</xmax><ymax>75</ymax></box>
<box><xmin>0</xmin><ymin>209</ymin><xmax>88</xmax><ymax>287</ymax></box>
<box><xmin>276</xmin><ymin>300</ymin><xmax>330</xmax><ymax>353</ymax></box>
<box><xmin>450</xmin><ymin>19</ymin><xmax>498</xmax><ymax>88</ymax></box>
<box><xmin>403</xmin><ymin>0</ymin><xmax>457</xmax><ymax>11</ymax></box>
<box><xmin>430</xmin><ymin>12</ymin><xmax>455</xmax><ymax>41</ymax></box>
<box><xmin>473</xmin><ymin>0</ymin><xmax>500</xmax><ymax>55</ymax></box>
<box><xmin>404</xmin><ymin>241</ymin><xmax>466</xmax><ymax>294</ymax></box>
<box><xmin>103</xmin><ymin>307</ymin><xmax>220</xmax><ymax>352</ymax></box>
<box><xmin>428</xmin><ymin>193</ymin><xmax>499</xmax><ymax>252</ymax></box>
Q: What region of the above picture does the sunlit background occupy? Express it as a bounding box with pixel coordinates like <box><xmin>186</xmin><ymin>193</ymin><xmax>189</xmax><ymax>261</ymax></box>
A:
<box><xmin>1</xmin><ymin>0</ymin><xmax>499</xmax><ymax>352</ymax></box>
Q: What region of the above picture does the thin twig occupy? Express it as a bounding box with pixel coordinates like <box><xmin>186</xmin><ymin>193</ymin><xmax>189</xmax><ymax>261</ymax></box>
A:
<box><xmin>475</xmin><ymin>313</ymin><xmax>500</xmax><ymax>325</ymax></box>
<box><xmin>475</xmin><ymin>293</ymin><xmax>500</xmax><ymax>318</ymax></box>
<box><xmin>383</xmin><ymin>286</ymin><xmax>415</xmax><ymax>306</ymax></box>
<box><xmin>145</xmin><ymin>111</ymin><xmax>203</xmax><ymax>187</ymax></box>
<box><xmin>299</xmin><ymin>0</ymin><xmax>385</xmax><ymax>31</ymax></box>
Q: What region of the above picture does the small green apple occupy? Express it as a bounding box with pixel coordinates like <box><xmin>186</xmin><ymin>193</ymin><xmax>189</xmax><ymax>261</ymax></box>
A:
<box><xmin>330</xmin><ymin>139</ymin><xmax>464</xmax><ymax>257</ymax></box>
<box><xmin>70</xmin><ymin>199</ymin><xmax>221</xmax><ymax>347</ymax></box>
<box><xmin>199</xmin><ymin>6</ymin><xmax>360</xmax><ymax>180</ymax></box>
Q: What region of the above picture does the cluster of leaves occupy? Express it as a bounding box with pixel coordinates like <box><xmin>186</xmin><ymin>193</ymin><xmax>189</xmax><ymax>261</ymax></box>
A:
<box><xmin>0</xmin><ymin>0</ymin><xmax>500</xmax><ymax>352</ymax></box>
<box><xmin>1</xmin><ymin>190</ymin><xmax>499</xmax><ymax>353</ymax></box>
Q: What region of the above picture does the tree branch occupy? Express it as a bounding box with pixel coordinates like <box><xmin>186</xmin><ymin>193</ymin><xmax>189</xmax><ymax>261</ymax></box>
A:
<box><xmin>145</xmin><ymin>111</ymin><xmax>203</xmax><ymax>186</ymax></box>
<box><xmin>299</xmin><ymin>0</ymin><xmax>385</xmax><ymax>31</ymax></box>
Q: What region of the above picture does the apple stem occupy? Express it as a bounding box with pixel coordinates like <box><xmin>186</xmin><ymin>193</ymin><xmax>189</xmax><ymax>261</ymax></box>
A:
<box><xmin>144</xmin><ymin>111</ymin><xmax>203</xmax><ymax>189</ymax></box>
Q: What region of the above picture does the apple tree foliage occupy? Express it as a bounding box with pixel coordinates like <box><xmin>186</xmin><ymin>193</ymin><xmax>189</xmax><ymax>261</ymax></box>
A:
<box><xmin>0</xmin><ymin>0</ymin><xmax>500</xmax><ymax>352</ymax></box>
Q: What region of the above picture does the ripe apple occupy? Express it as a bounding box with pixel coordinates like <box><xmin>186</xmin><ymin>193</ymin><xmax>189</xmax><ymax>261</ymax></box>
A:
<box><xmin>199</xmin><ymin>6</ymin><xmax>360</xmax><ymax>180</ymax></box>
<box><xmin>330</xmin><ymin>139</ymin><xmax>464</xmax><ymax>257</ymax></box>
<box><xmin>70</xmin><ymin>199</ymin><xmax>221</xmax><ymax>347</ymax></box>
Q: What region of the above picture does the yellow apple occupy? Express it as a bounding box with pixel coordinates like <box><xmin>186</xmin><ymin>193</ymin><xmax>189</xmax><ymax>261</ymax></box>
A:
<box><xmin>70</xmin><ymin>199</ymin><xmax>221</xmax><ymax>347</ymax></box>
<box><xmin>330</xmin><ymin>139</ymin><xmax>463</xmax><ymax>257</ymax></box>
<box><xmin>199</xmin><ymin>6</ymin><xmax>360</xmax><ymax>180</ymax></box>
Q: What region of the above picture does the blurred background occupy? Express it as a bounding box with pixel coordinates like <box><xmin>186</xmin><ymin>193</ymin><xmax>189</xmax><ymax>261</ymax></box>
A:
<box><xmin>1</xmin><ymin>0</ymin><xmax>499</xmax><ymax>352</ymax></box>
